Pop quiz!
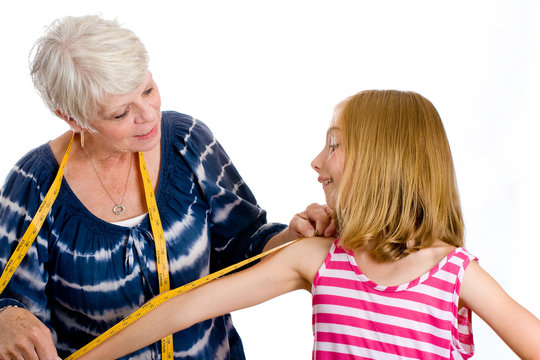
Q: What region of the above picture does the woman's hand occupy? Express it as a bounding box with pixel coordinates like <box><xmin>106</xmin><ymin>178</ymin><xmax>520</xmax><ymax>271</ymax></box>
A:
<box><xmin>289</xmin><ymin>203</ymin><xmax>336</xmax><ymax>239</ymax></box>
<box><xmin>264</xmin><ymin>203</ymin><xmax>336</xmax><ymax>252</ymax></box>
<box><xmin>0</xmin><ymin>306</ymin><xmax>60</xmax><ymax>360</ymax></box>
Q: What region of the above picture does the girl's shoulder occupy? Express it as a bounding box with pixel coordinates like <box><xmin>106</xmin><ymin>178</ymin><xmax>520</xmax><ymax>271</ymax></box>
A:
<box><xmin>347</xmin><ymin>240</ymin><xmax>463</xmax><ymax>288</ymax></box>
<box><xmin>282</xmin><ymin>236</ymin><xmax>335</xmax><ymax>288</ymax></box>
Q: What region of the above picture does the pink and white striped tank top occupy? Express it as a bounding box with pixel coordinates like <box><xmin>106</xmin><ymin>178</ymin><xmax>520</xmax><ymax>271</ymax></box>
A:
<box><xmin>312</xmin><ymin>239</ymin><xmax>477</xmax><ymax>360</ymax></box>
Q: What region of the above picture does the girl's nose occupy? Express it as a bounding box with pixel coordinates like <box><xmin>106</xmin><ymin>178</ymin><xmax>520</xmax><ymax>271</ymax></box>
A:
<box><xmin>311</xmin><ymin>150</ymin><xmax>324</xmax><ymax>172</ymax></box>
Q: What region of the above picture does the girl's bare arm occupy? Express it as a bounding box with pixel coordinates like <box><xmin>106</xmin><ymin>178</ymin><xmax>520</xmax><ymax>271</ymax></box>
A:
<box><xmin>77</xmin><ymin>237</ymin><xmax>333</xmax><ymax>360</ymax></box>
<box><xmin>460</xmin><ymin>261</ymin><xmax>540</xmax><ymax>359</ymax></box>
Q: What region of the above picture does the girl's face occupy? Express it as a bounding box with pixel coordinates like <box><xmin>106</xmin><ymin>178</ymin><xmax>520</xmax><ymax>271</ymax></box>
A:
<box><xmin>88</xmin><ymin>71</ymin><xmax>162</xmax><ymax>154</ymax></box>
<box><xmin>311</xmin><ymin>126</ymin><xmax>345</xmax><ymax>210</ymax></box>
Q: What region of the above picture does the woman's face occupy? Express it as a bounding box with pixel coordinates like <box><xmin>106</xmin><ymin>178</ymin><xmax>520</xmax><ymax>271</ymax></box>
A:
<box><xmin>88</xmin><ymin>72</ymin><xmax>162</xmax><ymax>154</ymax></box>
<box><xmin>311</xmin><ymin>125</ymin><xmax>345</xmax><ymax>210</ymax></box>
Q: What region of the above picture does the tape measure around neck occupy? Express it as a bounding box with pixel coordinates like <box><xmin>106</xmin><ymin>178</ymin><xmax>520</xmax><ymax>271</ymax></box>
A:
<box><xmin>0</xmin><ymin>134</ymin><xmax>174</xmax><ymax>358</ymax></box>
<box><xmin>65</xmin><ymin>236</ymin><xmax>303</xmax><ymax>360</ymax></box>
<box><xmin>0</xmin><ymin>133</ymin><xmax>74</xmax><ymax>294</ymax></box>
<box><xmin>138</xmin><ymin>151</ymin><xmax>173</xmax><ymax>358</ymax></box>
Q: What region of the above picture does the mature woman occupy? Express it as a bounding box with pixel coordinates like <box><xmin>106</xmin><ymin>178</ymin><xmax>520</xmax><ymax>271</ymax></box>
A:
<box><xmin>0</xmin><ymin>15</ymin><xmax>334</xmax><ymax>359</ymax></box>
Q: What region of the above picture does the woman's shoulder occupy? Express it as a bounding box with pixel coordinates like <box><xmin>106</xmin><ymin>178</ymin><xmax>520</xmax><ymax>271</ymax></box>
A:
<box><xmin>7</xmin><ymin>140</ymin><xmax>57</xmax><ymax>180</ymax></box>
<box><xmin>47</xmin><ymin>131</ymin><xmax>73</xmax><ymax>166</ymax></box>
<box><xmin>162</xmin><ymin>110</ymin><xmax>229</xmax><ymax>168</ymax></box>
<box><xmin>162</xmin><ymin>110</ymin><xmax>194</xmax><ymax>126</ymax></box>
<box><xmin>162</xmin><ymin>111</ymin><xmax>213</xmax><ymax>139</ymax></box>
<box><xmin>0</xmin><ymin>138</ymin><xmax>58</xmax><ymax>205</ymax></box>
<box><xmin>162</xmin><ymin>111</ymin><xmax>218</xmax><ymax>155</ymax></box>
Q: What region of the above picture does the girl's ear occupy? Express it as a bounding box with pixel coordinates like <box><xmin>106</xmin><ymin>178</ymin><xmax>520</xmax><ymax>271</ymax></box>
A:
<box><xmin>55</xmin><ymin>109</ymin><xmax>83</xmax><ymax>133</ymax></box>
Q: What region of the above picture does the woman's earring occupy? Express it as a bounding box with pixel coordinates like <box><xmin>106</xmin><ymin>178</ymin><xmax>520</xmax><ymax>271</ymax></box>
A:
<box><xmin>80</xmin><ymin>131</ymin><xmax>85</xmax><ymax>148</ymax></box>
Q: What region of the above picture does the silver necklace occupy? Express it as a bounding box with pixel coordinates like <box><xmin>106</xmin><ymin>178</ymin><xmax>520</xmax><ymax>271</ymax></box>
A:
<box><xmin>83</xmin><ymin>148</ymin><xmax>133</xmax><ymax>215</ymax></box>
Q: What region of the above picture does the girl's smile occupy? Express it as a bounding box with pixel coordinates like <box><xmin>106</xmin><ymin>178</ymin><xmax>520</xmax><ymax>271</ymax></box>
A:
<box><xmin>318</xmin><ymin>176</ymin><xmax>334</xmax><ymax>187</ymax></box>
<box><xmin>311</xmin><ymin>126</ymin><xmax>344</xmax><ymax>210</ymax></box>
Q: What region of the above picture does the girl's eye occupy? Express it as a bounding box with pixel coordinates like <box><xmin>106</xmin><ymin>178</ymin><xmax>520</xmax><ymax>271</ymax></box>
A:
<box><xmin>329</xmin><ymin>143</ymin><xmax>339</xmax><ymax>152</ymax></box>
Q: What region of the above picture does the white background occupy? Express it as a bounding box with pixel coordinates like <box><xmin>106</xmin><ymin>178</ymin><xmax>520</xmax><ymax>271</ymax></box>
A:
<box><xmin>1</xmin><ymin>1</ymin><xmax>539</xmax><ymax>359</ymax></box>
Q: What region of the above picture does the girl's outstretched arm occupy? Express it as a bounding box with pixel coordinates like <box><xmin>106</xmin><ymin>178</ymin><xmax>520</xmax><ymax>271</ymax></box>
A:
<box><xmin>77</xmin><ymin>237</ymin><xmax>333</xmax><ymax>360</ymax></box>
<box><xmin>460</xmin><ymin>261</ymin><xmax>540</xmax><ymax>359</ymax></box>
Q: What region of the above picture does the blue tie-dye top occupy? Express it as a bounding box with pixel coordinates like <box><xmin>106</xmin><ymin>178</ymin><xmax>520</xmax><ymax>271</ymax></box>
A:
<box><xmin>0</xmin><ymin>111</ymin><xmax>286</xmax><ymax>359</ymax></box>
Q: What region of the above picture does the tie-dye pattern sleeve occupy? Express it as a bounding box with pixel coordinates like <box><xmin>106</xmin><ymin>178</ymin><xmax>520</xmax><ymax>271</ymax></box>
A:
<box><xmin>167</xmin><ymin>112</ymin><xmax>286</xmax><ymax>271</ymax></box>
<box><xmin>0</xmin><ymin>145</ymin><xmax>57</xmax><ymax>334</ymax></box>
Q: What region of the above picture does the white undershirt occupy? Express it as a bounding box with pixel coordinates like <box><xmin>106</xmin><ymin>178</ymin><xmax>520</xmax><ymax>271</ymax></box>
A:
<box><xmin>111</xmin><ymin>213</ymin><xmax>147</xmax><ymax>227</ymax></box>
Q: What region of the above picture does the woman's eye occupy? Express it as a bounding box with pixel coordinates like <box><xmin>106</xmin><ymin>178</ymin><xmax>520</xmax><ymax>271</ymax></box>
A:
<box><xmin>143</xmin><ymin>88</ymin><xmax>153</xmax><ymax>96</ymax></box>
<box><xmin>114</xmin><ymin>111</ymin><xmax>128</xmax><ymax>119</ymax></box>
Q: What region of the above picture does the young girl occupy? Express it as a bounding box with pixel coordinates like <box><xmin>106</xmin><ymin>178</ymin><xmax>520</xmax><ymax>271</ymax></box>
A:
<box><xmin>77</xmin><ymin>90</ymin><xmax>540</xmax><ymax>359</ymax></box>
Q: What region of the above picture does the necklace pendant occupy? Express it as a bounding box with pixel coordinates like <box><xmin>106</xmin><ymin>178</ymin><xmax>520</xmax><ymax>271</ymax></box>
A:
<box><xmin>113</xmin><ymin>204</ymin><xmax>126</xmax><ymax>215</ymax></box>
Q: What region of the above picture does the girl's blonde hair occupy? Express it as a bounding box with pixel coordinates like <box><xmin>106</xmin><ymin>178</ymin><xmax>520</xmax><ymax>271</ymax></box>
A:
<box><xmin>336</xmin><ymin>90</ymin><xmax>463</xmax><ymax>261</ymax></box>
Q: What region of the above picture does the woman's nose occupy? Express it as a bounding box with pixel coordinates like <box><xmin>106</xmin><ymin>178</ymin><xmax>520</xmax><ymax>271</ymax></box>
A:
<box><xmin>134</xmin><ymin>101</ymin><xmax>155</xmax><ymax>124</ymax></box>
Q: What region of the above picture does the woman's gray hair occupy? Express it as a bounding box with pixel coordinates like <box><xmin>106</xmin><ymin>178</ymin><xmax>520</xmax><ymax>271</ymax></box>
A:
<box><xmin>30</xmin><ymin>15</ymin><xmax>149</xmax><ymax>130</ymax></box>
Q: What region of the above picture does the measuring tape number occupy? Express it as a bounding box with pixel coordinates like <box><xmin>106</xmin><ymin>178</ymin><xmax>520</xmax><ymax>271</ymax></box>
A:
<box><xmin>65</xmin><ymin>237</ymin><xmax>301</xmax><ymax>359</ymax></box>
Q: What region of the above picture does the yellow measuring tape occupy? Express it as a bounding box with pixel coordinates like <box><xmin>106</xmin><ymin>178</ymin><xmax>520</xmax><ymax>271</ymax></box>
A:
<box><xmin>0</xmin><ymin>133</ymin><xmax>74</xmax><ymax>294</ymax></box>
<box><xmin>138</xmin><ymin>151</ymin><xmax>173</xmax><ymax>359</ymax></box>
<box><xmin>0</xmin><ymin>132</ymin><xmax>304</xmax><ymax>359</ymax></box>
<box><xmin>0</xmin><ymin>133</ymin><xmax>176</xmax><ymax>357</ymax></box>
<box><xmin>65</xmin><ymin>236</ymin><xmax>302</xmax><ymax>359</ymax></box>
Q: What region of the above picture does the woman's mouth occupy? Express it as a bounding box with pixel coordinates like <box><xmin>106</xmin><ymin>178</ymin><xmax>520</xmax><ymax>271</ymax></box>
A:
<box><xmin>135</xmin><ymin>125</ymin><xmax>158</xmax><ymax>140</ymax></box>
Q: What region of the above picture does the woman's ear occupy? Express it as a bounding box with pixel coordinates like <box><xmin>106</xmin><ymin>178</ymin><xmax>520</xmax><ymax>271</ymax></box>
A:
<box><xmin>55</xmin><ymin>109</ymin><xmax>83</xmax><ymax>133</ymax></box>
